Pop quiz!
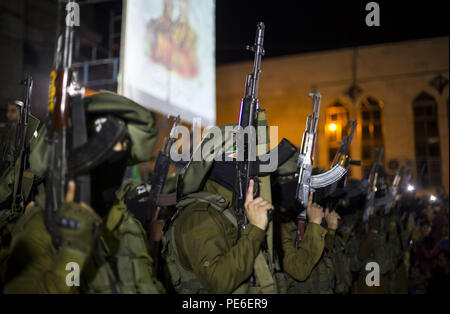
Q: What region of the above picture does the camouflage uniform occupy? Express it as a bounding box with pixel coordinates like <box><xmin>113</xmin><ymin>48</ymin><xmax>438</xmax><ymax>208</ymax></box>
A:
<box><xmin>0</xmin><ymin>115</ymin><xmax>40</xmax><ymax>289</ymax></box>
<box><xmin>3</xmin><ymin>92</ymin><xmax>164</xmax><ymax>293</ymax></box>
<box><xmin>162</xmin><ymin>124</ymin><xmax>327</xmax><ymax>294</ymax></box>
<box><xmin>354</xmin><ymin>212</ymin><xmax>396</xmax><ymax>294</ymax></box>
<box><xmin>283</xmin><ymin>220</ymin><xmax>336</xmax><ymax>294</ymax></box>
<box><xmin>0</xmin><ymin>115</ymin><xmax>40</xmax><ymax>221</ymax></box>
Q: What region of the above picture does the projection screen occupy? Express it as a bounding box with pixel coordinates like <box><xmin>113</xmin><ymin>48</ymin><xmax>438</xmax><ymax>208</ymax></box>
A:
<box><xmin>120</xmin><ymin>0</ymin><xmax>216</xmax><ymax>126</ymax></box>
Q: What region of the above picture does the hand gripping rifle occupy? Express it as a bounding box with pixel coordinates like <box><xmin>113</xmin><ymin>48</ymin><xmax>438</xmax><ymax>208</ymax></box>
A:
<box><xmin>295</xmin><ymin>93</ymin><xmax>349</xmax><ymax>246</ymax></box>
<box><xmin>362</xmin><ymin>147</ymin><xmax>384</xmax><ymax>229</ymax></box>
<box><xmin>148</xmin><ymin>114</ymin><xmax>180</xmax><ymax>224</ymax></box>
<box><xmin>233</xmin><ymin>22</ymin><xmax>266</xmax><ymax>238</ymax></box>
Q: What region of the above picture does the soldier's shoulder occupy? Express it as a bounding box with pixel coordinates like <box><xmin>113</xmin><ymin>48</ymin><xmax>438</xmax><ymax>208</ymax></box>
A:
<box><xmin>182</xmin><ymin>199</ymin><xmax>211</xmax><ymax>213</ymax></box>
<box><xmin>177</xmin><ymin>192</ymin><xmax>228</xmax><ymax>214</ymax></box>
<box><xmin>175</xmin><ymin>194</ymin><xmax>229</xmax><ymax>233</ymax></box>
<box><xmin>176</xmin><ymin>200</ymin><xmax>213</xmax><ymax>229</ymax></box>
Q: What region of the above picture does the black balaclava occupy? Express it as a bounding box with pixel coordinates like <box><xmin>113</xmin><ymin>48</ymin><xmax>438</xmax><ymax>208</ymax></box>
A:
<box><xmin>90</xmin><ymin>146</ymin><xmax>130</xmax><ymax>217</ymax></box>
<box><xmin>208</xmin><ymin>159</ymin><xmax>237</xmax><ymax>192</ymax></box>
<box><xmin>83</xmin><ymin>115</ymin><xmax>131</xmax><ymax>217</ymax></box>
<box><xmin>124</xmin><ymin>186</ymin><xmax>149</xmax><ymax>228</ymax></box>
<box><xmin>207</xmin><ymin>138</ymin><xmax>298</xmax><ymax>195</ymax></box>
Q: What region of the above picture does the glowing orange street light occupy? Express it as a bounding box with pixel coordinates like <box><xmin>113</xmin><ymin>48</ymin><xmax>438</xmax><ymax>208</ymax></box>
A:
<box><xmin>328</xmin><ymin>123</ymin><xmax>337</xmax><ymax>132</ymax></box>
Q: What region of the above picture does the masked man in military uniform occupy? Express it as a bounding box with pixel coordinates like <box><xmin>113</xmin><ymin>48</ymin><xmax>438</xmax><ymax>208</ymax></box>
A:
<box><xmin>3</xmin><ymin>92</ymin><xmax>165</xmax><ymax>294</ymax></box>
<box><xmin>270</xmin><ymin>153</ymin><xmax>344</xmax><ymax>294</ymax></box>
<box><xmin>162</xmin><ymin>121</ymin><xmax>328</xmax><ymax>294</ymax></box>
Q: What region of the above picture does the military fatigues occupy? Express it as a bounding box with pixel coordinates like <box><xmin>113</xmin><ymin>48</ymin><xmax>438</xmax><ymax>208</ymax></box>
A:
<box><xmin>161</xmin><ymin>115</ymin><xmax>327</xmax><ymax>294</ymax></box>
<box><xmin>0</xmin><ymin>115</ymin><xmax>40</xmax><ymax>223</ymax></box>
<box><xmin>3</xmin><ymin>92</ymin><xmax>163</xmax><ymax>293</ymax></box>
<box><xmin>4</xmin><ymin>199</ymin><xmax>164</xmax><ymax>293</ymax></box>
<box><xmin>387</xmin><ymin>213</ymin><xmax>410</xmax><ymax>294</ymax></box>
<box><xmin>283</xmin><ymin>221</ymin><xmax>336</xmax><ymax>294</ymax></box>
<box><xmin>0</xmin><ymin>115</ymin><xmax>40</xmax><ymax>290</ymax></box>
<box><xmin>163</xmin><ymin>181</ymin><xmax>327</xmax><ymax>294</ymax></box>
<box><xmin>331</xmin><ymin>232</ymin><xmax>353</xmax><ymax>294</ymax></box>
<box><xmin>355</xmin><ymin>220</ymin><xmax>396</xmax><ymax>294</ymax></box>
<box><xmin>0</xmin><ymin>123</ymin><xmax>16</xmax><ymax>180</ymax></box>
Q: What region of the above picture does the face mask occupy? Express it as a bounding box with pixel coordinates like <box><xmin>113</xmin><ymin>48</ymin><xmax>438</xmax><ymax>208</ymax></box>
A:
<box><xmin>208</xmin><ymin>160</ymin><xmax>237</xmax><ymax>192</ymax></box>
<box><xmin>125</xmin><ymin>193</ymin><xmax>149</xmax><ymax>230</ymax></box>
<box><xmin>90</xmin><ymin>149</ymin><xmax>129</xmax><ymax>217</ymax></box>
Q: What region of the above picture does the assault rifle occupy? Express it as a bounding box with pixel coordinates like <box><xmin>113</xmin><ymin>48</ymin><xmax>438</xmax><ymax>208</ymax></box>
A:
<box><xmin>324</xmin><ymin>120</ymin><xmax>359</xmax><ymax>211</ymax></box>
<box><xmin>362</xmin><ymin>147</ymin><xmax>384</xmax><ymax>228</ymax></box>
<box><xmin>233</xmin><ymin>22</ymin><xmax>266</xmax><ymax>237</ymax></box>
<box><xmin>12</xmin><ymin>76</ymin><xmax>33</xmax><ymax>209</ymax></box>
<box><xmin>0</xmin><ymin>121</ymin><xmax>15</xmax><ymax>177</ymax></box>
<box><xmin>374</xmin><ymin>165</ymin><xmax>405</xmax><ymax>214</ymax></box>
<box><xmin>147</xmin><ymin>114</ymin><xmax>180</xmax><ymax>223</ymax></box>
<box><xmin>45</xmin><ymin>0</ymin><xmax>88</xmax><ymax>249</ymax></box>
<box><xmin>331</xmin><ymin>120</ymin><xmax>357</xmax><ymax>173</ymax></box>
<box><xmin>0</xmin><ymin>98</ymin><xmax>28</xmax><ymax>178</ymax></box>
<box><xmin>295</xmin><ymin>93</ymin><xmax>349</xmax><ymax>245</ymax></box>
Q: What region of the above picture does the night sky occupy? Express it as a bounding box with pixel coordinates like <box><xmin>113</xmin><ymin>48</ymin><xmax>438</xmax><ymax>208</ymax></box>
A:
<box><xmin>214</xmin><ymin>0</ymin><xmax>449</xmax><ymax>64</ymax></box>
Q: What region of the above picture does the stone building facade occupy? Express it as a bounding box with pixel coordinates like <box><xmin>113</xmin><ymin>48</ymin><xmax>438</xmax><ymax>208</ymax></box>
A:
<box><xmin>216</xmin><ymin>37</ymin><xmax>449</xmax><ymax>194</ymax></box>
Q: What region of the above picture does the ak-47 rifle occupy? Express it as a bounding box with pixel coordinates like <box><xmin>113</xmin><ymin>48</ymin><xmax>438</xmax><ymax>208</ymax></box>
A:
<box><xmin>45</xmin><ymin>0</ymin><xmax>88</xmax><ymax>249</ymax></box>
<box><xmin>233</xmin><ymin>22</ymin><xmax>266</xmax><ymax>238</ymax></box>
<box><xmin>294</xmin><ymin>93</ymin><xmax>349</xmax><ymax>246</ymax></box>
<box><xmin>374</xmin><ymin>165</ymin><xmax>405</xmax><ymax>214</ymax></box>
<box><xmin>331</xmin><ymin>120</ymin><xmax>357</xmax><ymax>173</ymax></box>
<box><xmin>362</xmin><ymin>147</ymin><xmax>384</xmax><ymax>228</ymax></box>
<box><xmin>147</xmin><ymin>115</ymin><xmax>180</xmax><ymax>272</ymax></box>
<box><xmin>12</xmin><ymin>76</ymin><xmax>33</xmax><ymax>210</ymax></box>
<box><xmin>147</xmin><ymin>114</ymin><xmax>180</xmax><ymax>223</ymax></box>
<box><xmin>0</xmin><ymin>121</ymin><xmax>15</xmax><ymax>177</ymax></box>
<box><xmin>0</xmin><ymin>98</ymin><xmax>28</xmax><ymax>178</ymax></box>
<box><xmin>325</xmin><ymin>120</ymin><xmax>359</xmax><ymax>211</ymax></box>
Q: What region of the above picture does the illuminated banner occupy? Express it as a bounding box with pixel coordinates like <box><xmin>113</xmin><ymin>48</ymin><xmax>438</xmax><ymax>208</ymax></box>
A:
<box><xmin>120</xmin><ymin>0</ymin><xmax>216</xmax><ymax>125</ymax></box>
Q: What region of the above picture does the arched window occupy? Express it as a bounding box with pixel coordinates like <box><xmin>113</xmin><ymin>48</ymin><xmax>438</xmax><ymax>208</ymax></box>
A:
<box><xmin>413</xmin><ymin>92</ymin><xmax>442</xmax><ymax>188</ymax></box>
<box><xmin>325</xmin><ymin>100</ymin><xmax>349</xmax><ymax>165</ymax></box>
<box><xmin>360</xmin><ymin>96</ymin><xmax>385</xmax><ymax>176</ymax></box>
